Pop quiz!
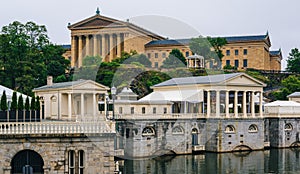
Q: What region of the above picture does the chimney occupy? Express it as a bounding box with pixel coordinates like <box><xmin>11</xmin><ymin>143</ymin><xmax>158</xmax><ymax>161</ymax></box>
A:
<box><xmin>47</xmin><ymin>76</ymin><xmax>53</xmax><ymax>86</ymax></box>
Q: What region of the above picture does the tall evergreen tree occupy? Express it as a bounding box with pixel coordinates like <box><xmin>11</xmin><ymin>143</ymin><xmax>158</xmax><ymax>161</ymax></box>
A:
<box><xmin>25</xmin><ymin>96</ymin><xmax>30</xmax><ymax>111</ymax></box>
<box><xmin>18</xmin><ymin>95</ymin><xmax>24</xmax><ymax>110</ymax></box>
<box><xmin>35</xmin><ymin>96</ymin><xmax>40</xmax><ymax>110</ymax></box>
<box><xmin>30</xmin><ymin>95</ymin><xmax>35</xmax><ymax>110</ymax></box>
<box><xmin>11</xmin><ymin>91</ymin><xmax>18</xmax><ymax>111</ymax></box>
<box><xmin>0</xmin><ymin>91</ymin><xmax>8</xmax><ymax>111</ymax></box>
<box><xmin>161</xmin><ymin>49</ymin><xmax>186</xmax><ymax>68</ymax></box>
<box><xmin>286</xmin><ymin>48</ymin><xmax>300</xmax><ymax>73</ymax></box>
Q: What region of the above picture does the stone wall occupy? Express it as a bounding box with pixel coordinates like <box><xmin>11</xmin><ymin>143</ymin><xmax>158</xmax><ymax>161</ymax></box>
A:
<box><xmin>0</xmin><ymin>133</ymin><xmax>115</xmax><ymax>174</ymax></box>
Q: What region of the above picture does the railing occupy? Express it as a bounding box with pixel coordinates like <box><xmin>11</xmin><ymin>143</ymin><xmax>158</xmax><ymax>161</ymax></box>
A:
<box><xmin>0</xmin><ymin>121</ymin><xmax>115</xmax><ymax>135</ymax></box>
<box><xmin>115</xmin><ymin>113</ymin><xmax>262</xmax><ymax>120</ymax></box>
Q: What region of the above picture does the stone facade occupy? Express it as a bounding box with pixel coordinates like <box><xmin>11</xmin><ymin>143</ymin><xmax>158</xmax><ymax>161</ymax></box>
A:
<box><xmin>0</xmin><ymin>133</ymin><xmax>115</xmax><ymax>174</ymax></box>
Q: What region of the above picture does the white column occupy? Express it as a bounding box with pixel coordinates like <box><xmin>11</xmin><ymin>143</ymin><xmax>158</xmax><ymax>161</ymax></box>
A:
<box><xmin>81</xmin><ymin>93</ymin><xmax>85</xmax><ymax>120</ymax></box>
<box><xmin>109</xmin><ymin>34</ymin><xmax>114</xmax><ymax>61</ymax></box>
<box><xmin>234</xmin><ymin>91</ymin><xmax>238</xmax><ymax>117</ymax></box>
<box><xmin>86</xmin><ymin>35</ymin><xmax>90</xmax><ymax>57</ymax></box>
<box><xmin>251</xmin><ymin>91</ymin><xmax>255</xmax><ymax>117</ymax></box>
<box><xmin>216</xmin><ymin>90</ymin><xmax>220</xmax><ymax>117</ymax></box>
<box><xmin>104</xmin><ymin>94</ymin><xmax>108</xmax><ymax>118</ymax></box>
<box><xmin>207</xmin><ymin>90</ymin><xmax>211</xmax><ymax>118</ymax></box>
<box><xmin>93</xmin><ymin>93</ymin><xmax>96</xmax><ymax>119</ymax></box>
<box><xmin>243</xmin><ymin>91</ymin><xmax>247</xmax><ymax>117</ymax></box>
<box><xmin>117</xmin><ymin>33</ymin><xmax>122</xmax><ymax>57</ymax></box>
<box><xmin>68</xmin><ymin>93</ymin><xmax>72</xmax><ymax>120</ymax></box>
<box><xmin>259</xmin><ymin>91</ymin><xmax>263</xmax><ymax>117</ymax></box>
<box><xmin>78</xmin><ymin>36</ymin><xmax>83</xmax><ymax>67</ymax></box>
<box><xmin>225</xmin><ymin>90</ymin><xmax>229</xmax><ymax>117</ymax></box>
<box><xmin>58</xmin><ymin>93</ymin><xmax>62</xmax><ymax>120</ymax></box>
<box><xmin>93</xmin><ymin>35</ymin><xmax>98</xmax><ymax>56</ymax></box>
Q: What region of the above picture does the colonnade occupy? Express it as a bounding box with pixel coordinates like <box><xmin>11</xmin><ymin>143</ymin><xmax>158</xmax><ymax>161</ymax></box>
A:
<box><xmin>186</xmin><ymin>55</ymin><xmax>205</xmax><ymax>68</ymax></box>
<box><xmin>71</xmin><ymin>33</ymin><xmax>124</xmax><ymax>67</ymax></box>
<box><xmin>205</xmin><ymin>90</ymin><xmax>263</xmax><ymax>118</ymax></box>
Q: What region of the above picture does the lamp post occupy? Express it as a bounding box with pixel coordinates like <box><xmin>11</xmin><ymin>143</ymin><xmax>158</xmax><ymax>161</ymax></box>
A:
<box><xmin>105</xmin><ymin>93</ymin><xmax>109</xmax><ymax>120</ymax></box>
<box><xmin>111</xmin><ymin>85</ymin><xmax>117</xmax><ymax>120</ymax></box>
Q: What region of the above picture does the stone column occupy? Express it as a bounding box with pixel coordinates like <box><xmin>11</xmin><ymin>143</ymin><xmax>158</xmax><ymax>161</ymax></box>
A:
<box><xmin>68</xmin><ymin>93</ymin><xmax>72</xmax><ymax>120</ymax></box>
<box><xmin>101</xmin><ymin>35</ymin><xmax>106</xmax><ymax>59</ymax></box>
<box><xmin>243</xmin><ymin>91</ymin><xmax>247</xmax><ymax>117</ymax></box>
<box><xmin>81</xmin><ymin>93</ymin><xmax>85</xmax><ymax>120</ymax></box>
<box><xmin>234</xmin><ymin>91</ymin><xmax>238</xmax><ymax>117</ymax></box>
<box><xmin>207</xmin><ymin>90</ymin><xmax>211</xmax><ymax>118</ymax></box>
<box><xmin>58</xmin><ymin>93</ymin><xmax>62</xmax><ymax>120</ymax></box>
<box><xmin>71</xmin><ymin>36</ymin><xmax>76</xmax><ymax>67</ymax></box>
<box><xmin>86</xmin><ymin>35</ymin><xmax>90</xmax><ymax>57</ymax></box>
<box><xmin>109</xmin><ymin>34</ymin><xmax>114</xmax><ymax>61</ymax></box>
<box><xmin>225</xmin><ymin>90</ymin><xmax>229</xmax><ymax>117</ymax></box>
<box><xmin>78</xmin><ymin>35</ymin><xmax>83</xmax><ymax>67</ymax></box>
<box><xmin>259</xmin><ymin>91</ymin><xmax>263</xmax><ymax>117</ymax></box>
<box><xmin>117</xmin><ymin>33</ymin><xmax>122</xmax><ymax>57</ymax></box>
<box><xmin>93</xmin><ymin>93</ymin><xmax>96</xmax><ymax>119</ymax></box>
<box><xmin>251</xmin><ymin>91</ymin><xmax>255</xmax><ymax>117</ymax></box>
<box><xmin>216</xmin><ymin>90</ymin><xmax>220</xmax><ymax>117</ymax></box>
<box><xmin>93</xmin><ymin>35</ymin><xmax>98</xmax><ymax>56</ymax></box>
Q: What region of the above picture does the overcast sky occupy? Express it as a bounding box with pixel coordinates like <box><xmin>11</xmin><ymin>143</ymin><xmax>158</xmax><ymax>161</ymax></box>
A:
<box><xmin>1</xmin><ymin>0</ymin><xmax>299</xmax><ymax>69</ymax></box>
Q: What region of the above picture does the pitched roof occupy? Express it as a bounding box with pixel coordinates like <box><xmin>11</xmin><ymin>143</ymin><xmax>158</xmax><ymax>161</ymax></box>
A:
<box><xmin>145</xmin><ymin>34</ymin><xmax>270</xmax><ymax>47</ymax></box>
<box><xmin>270</xmin><ymin>49</ymin><xmax>281</xmax><ymax>56</ymax></box>
<box><xmin>287</xmin><ymin>92</ymin><xmax>300</xmax><ymax>98</ymax></box>
<box><xmin>153</xmin><ymin>73</ymin><xmax>242</xmax><ymax>87</ymax></box>
<box><xmin>33</xmin><ymin>80</ymin><xmax>88</xmax><ymax>91</ymax></box>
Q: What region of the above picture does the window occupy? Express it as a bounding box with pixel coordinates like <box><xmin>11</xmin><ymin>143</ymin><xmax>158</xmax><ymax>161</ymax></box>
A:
<box><xmin>142</xmin><ymin>107</ymin><xmax>146</xmax><ymax>114</ymax></box>
<box><xmin>147</xmin><ymin>53</ymin><xmax>151</xmax><ymax>58</ymax></box>
<box><xmin>234</xmin><ymin>60</ymin><xmax>239</xmax><ymax>68</ymax></box>
<box><xmin>163</xmin><ymin>108</ymin><xmax>167</xmax><ymax>114</ymax></box>
<box><xmin>162</xmin><ymin>52</ymin><xmax>166</xmax><ymax>58</ymax></box>
<box><xmin>235</xmin><ymin>50</ymin><xmax>239</xmax><ymax>55</ymax></box>
<box><xmin>142</xmin><ymin>127</ymin><xmax>155</xmax><ymax>136</ymax></box>
<box><xmin>225</xmin><ymin>125</ymin><xmax>235</xmax><ymax>133</ymax></box>
<box><xmin>131</xmin><ymin>107</ymin><xmax>134</xmax><ymax>114</ymax></box>
<box><xmin>284</xmin><ymin>123</ymin><xmax>293</xmax><ymax>131</ymax></box>
<box><xmin>155</xmin><ymin>53</ymin><xmax>158</xmax><ymax>58</ymax></box>
<box><xmin>155</xmin><ymin>62</ymin><xmax>159</xmax><ymax>68</ymax></box>
<box><xmin>172</xmin><ymin>126</ymin><xmax>184</xmax><ymax>134</ymax></box>
<box><xmin>68</xmin><ymin>150</ymin><xmax>75</xmax><ymax>174</ymax></box>
<box><xmin>226</xmin><ymin>50</ymin><xmax>230</xmax><ymax>56</ymax></box>
<box><xmin>248</xmin><ymin>124</ymin><xmax>258</xmax><ymax>133</ymax></box>
<box><xmin>243</xmin><ymin>59</ymin><xmax>248</xmax><ymax>67</ymax></box>
<box><xmin>79</xmin><ymin>150</ymin><xmax>84</xmax><ymax>174</ymax></box>
<box><xmin>226</xmin><ymin>60</ymin><xmax>230</xmax><ymax>66</ymax></box>
<box><xmin>119</xmin><ymin>107</ymin><xmax>123</xmax><ymax>114</ymax></box>
<box><xmin>243</xmin><ymin>49</ymin><xmax>248</xmax><ymax>55</ymax></box>
<box><xmin>186</xmin><ymin>51</ymin><xmax>190</xmax><ymax>57</ymax></box>
<box><xmin>153</xmin><ymin>107</ymin><xmax>156</xmax><ymax>114</ymax></box>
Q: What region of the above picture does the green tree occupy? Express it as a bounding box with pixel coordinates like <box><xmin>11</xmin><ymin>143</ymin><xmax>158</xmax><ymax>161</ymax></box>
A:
<box><xmin>161</xmin><ymin>49</ymin><xmax>186</xmax><ymax>68</ymax></box>
<box><xmin>11</xmin><ymin>91</ymin><xmax>18</xmax><ymax>111</ymax></box>
<box><xmin>73</xmin><ymin>56</ymin><xmax>102</xmax><ymax>81</ymax></box>
<box><xmin>286</xmin><ymin>48</ymin><xmax>300</xmax><ymax>73</ymax></box>
<box><xmin>0</xmin><ymin>91</ymin><xmax>8</xmax><ymax>111</ymax></box>
<box><xmin>30</xmin><ymin>95</ymin><xmax>35</xmax><ymax>110</ymax></box>
<box><xmin>25</xmin><ymin>96</ymin><xmax>30</xmax><ymax>111</ymax></box>
<box><xmin>272</xmin><ymin>75</ymin><xmax>300</xmax><ymax>100</ymax></box>
<box><xmin>123</xmin><ymin>54</ymin><xmax>152</xmax><ymax>67</ymax></box>
<box><xmin>18</xmin><ymin>95</ymin><xmax>24</xmax><ymax>110</ymax></box>
<box><xmin>35</xmin><ymin>96</ymin><xmax>40</xmax><ymax>110</ymax></box>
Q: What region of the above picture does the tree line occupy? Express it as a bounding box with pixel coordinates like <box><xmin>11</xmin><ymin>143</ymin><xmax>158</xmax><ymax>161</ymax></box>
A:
<box><xmin>0</xmin><ymin>91</ymin><xmax>40</xmax><ymax>111</ymax></box>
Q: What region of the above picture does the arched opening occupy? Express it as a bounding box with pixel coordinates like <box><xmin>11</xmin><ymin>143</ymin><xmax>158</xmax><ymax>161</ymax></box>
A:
<box><xmin>248</xmin><ymin>124</ymin><xmax>258</xmax><ymax>133</ymax></box>
<box><xmin>192</xmin><ymin>128</ymin><xmax>199</xmax><ymax>146</ymax></box>
<box><xmin>11</xmin><ymin>149</ymin><xmax>44</xmax><ymax>174</ymax></box>
<box><xmin>232</xmin><ymin>145</ymin><xmax>252</xmax><ymax>152</ymax></box>
<box><xmin>172</xmin><ymin>126</ymin><xmax>184</xmax><ymax>135</ymax></box>
<box><xmin>284</xmin><ymin>123</ymin><xmax>293</xmax><ymax>131</ymax></box>
<box><xmin>225</xmin><ymin>125</ymin><xmax>236</xmax><ymax>133</ymax></box>
<box><xmin>142</xmin><ymin>126</ymin><xmax>156</xmax><ymax>137</ymax></box>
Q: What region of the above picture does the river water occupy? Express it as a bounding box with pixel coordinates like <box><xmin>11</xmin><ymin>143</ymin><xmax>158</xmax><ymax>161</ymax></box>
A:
<box><xmin>121</xmin><ymin>148</ymin><xmax>300</xmax><ymax>174</ymax></box>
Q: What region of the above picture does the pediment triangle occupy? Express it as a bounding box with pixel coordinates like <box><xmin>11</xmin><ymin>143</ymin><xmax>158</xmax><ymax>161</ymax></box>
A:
<box><xmin>69</xmin><ymin>15</ymin><xmax>125</xmax><ymax>29</ymax></box>
<box><xmin>72</xmin><ymin>80</ymin><xmax>109</xmax><ymax>90</ymax></box>
<box><xmin>225</xmin><ymin>74</ymin><xmax>265</xmax><ymax>86</ymax></box>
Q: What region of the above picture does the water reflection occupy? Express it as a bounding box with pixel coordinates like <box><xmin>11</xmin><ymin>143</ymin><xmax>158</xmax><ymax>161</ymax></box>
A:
<box><xmin>122</xmin><ymin>148</ymin><xmax>300</xmax><ymax>174</ymax></box>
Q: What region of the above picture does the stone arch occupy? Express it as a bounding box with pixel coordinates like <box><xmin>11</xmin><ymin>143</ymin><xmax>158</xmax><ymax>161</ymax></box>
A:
<box><xmin>225</xmin><ymin>125</ymin><xmax>236</xmax><ymax>133</ymax></box>
<box><xmin>290</xmin><ymin>141</ymin><xmax>300</xmax><ymax>147</ymax></box>
<box><xmin>142</xmin><ymin>126</ymin><xmax>156</xmax><ymax>137</ymax></box>
<box><xmin>11</xmin><ymin>149</ymin><xmax>44</xmax><ymax>173</ymax></box>
<box><xmin>191</xmin><ymin>128</ymin><xmax>199</xmax><ymax>145</ymax></box>
<box><xmin>232</xmin><ymin>145</ymin><xmax>252</xmax><ymax>152</ymax></box>
<box><xmin>152</xmin><ymin>149</ymin><xmax>176</xmax><ymax>157</ymax></box>
<box><xmin>172</xmin><ymin>125</ymin><xmax>184</xmax><ymax>135</ymax></box>
<box><xmin>284</xmin><ymin>123</ymin><xmax>293</xmax><ymax>131</ymax></box>
<box><xmin>248</xmin><ymin>124</ymin><xmax>258</xmax><ymax>133</ymax></box>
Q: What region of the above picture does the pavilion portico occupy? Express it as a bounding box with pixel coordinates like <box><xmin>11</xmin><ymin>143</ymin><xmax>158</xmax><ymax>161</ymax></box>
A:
<box><xmin>33</xmin><ymin>77</ymin><xmax>110</xmax><ymax>121</ymax></box>
<box><xmin>140</xmin><ymin>73</ymin><xmax>266</xmax><ymax>118</ymax></box>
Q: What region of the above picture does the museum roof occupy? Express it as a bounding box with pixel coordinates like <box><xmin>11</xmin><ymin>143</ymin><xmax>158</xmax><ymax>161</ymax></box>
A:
<box><xmin>34</xmin><ymin>80</ymin><xmax>88</xmax><ymax>91</ymax></box>
<box><xmin>287</xmin><ymin>92</ymin><xmax>300</xmax><ymax>98</ymax></box>
<box><xmin>270</xmin><ymin>50</ymin><xmax>282</xmax><ymax>56</ymax></box>
<box><xmin>153</xmin><ymin>73</ymin><xmax>242</xmax><ymax>87</ymax></box>
<box><xmin>145</xmin><ymin>34</ymin><xmax>269</xmax><ymax>47</ymax></box>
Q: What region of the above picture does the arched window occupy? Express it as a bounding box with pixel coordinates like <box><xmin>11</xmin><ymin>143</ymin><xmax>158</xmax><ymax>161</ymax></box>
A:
<box><xmin>68</xmin><ymin>150</ymin><xmax>75</xmax><ymax>174</ymax></box>
<box><xmin>172</xmin><ymin>126</ymin><xmax>184</xmax><ymax>134</ymax></box>
<box><xmin>225</xmin><ymin>125</ymin><xmax>235</xmax><ymax>133</ymax></box>
<box><xmin>284</xmin><ymin>123</ymin><xmax>293</xmax><ymax>131</ymax></box>
<box><xmin>191</xmin><ymin>128</ymin><xmax>198</xmax><ymax>134</ymax></box>
<box><xmin>79</xmin><ymin>150</ymin><xmax>84</xmax><ymax>174</ymax></box>
<box><xmin>142</xmin><ymin>127</ymin><xmax>155</xmax><ymax>136</ymax></box>
<box><xmin>248</xmin><ymin>124</ymin><xmax>258</xmax><ymax>133</ymax></box>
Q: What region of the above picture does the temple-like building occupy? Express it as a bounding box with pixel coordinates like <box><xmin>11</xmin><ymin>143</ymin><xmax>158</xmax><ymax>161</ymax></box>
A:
<box><xmin>63</xmin><ymin>9</ymin><xmax>282</xmax><ymax>70</ymax></box>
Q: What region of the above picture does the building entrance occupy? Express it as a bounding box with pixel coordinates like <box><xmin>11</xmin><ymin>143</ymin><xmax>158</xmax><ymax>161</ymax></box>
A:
<box><xmin>11</xmin><ymin>150</ymin><xmax>44</xmax><ymax>174</ymax></box>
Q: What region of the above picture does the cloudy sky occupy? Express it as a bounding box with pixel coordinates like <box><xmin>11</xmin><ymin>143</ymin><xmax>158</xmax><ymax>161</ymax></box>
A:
<box><xmin>1</xmin><ymin>0</ymin><xmax>299</xmax><ymax>69</ymax></box>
